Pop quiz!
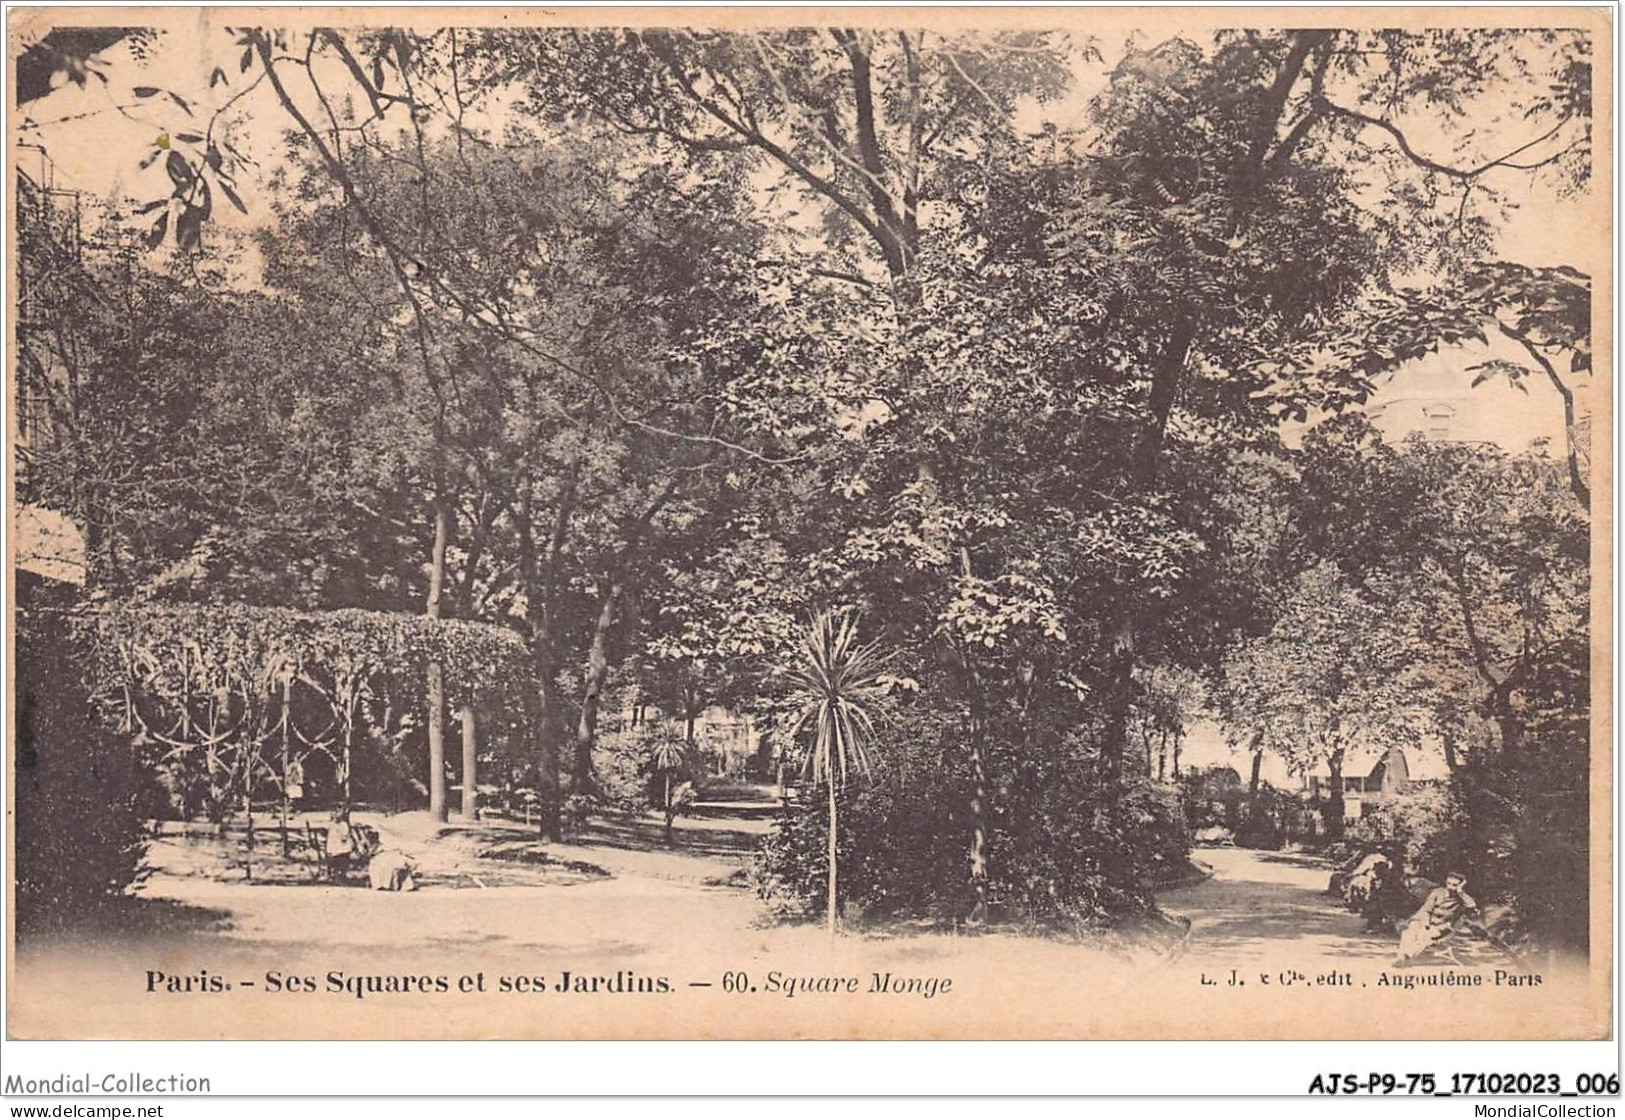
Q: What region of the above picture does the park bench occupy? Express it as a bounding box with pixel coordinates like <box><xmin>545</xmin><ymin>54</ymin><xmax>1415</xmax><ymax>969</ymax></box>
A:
<box><xmin>318</xmin><ymin>822</ymin><xmax>382</xmax><ymax>883</ymax></box>
<box><xmin>292</xmin><ymin>822</ymin><xmax>328</xmax><ymax>881</ymax></box>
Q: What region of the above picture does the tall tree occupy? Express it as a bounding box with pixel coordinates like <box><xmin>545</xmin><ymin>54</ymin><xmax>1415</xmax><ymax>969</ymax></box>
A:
<box><xmin>1221</xmin><ymin>562</ymin><xmax>1417</xmax><ymax>839</ymax></box>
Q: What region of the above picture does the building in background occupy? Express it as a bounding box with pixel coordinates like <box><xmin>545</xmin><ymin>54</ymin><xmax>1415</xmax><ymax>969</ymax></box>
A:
<box><xmin>1301</xmin><ymin>742</ymin><xmax>1452</xmax><ymax>825</ymax></box>
<box><xmin>1304</xmin><ymin>745</ymin><xmax>1410</xmax><ymax>825</ymax></box>
<box><xmin>1365</xmin><ymin>344</ymin><xmax>1592</xmax><ymax>461</ymax></box>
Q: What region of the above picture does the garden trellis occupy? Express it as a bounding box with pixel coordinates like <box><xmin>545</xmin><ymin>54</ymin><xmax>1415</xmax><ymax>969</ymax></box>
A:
<box><xmin>83</xmin><ymin>603</ymin><xmax>528</xmax><ymax>841</ymax></box>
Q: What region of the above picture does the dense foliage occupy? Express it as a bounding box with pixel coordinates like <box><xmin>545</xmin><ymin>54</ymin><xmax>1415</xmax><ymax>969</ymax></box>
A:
<box><xmin>86</xmin><ymin>602</ymin><xmax>527</xmax><ymax>827</ymax></box>
<box><xmin>14</xmin><ymin>22</ymin><xmax>1594</xmax><ymax>940</ymax></box>
<box><xmin>752</xmin><ymin>724</ymin><xmax>1190</xmax><ymax>929</ymax></box>
<box><xmin>1226</xmin><ymin>423</ymin><xmax>1591</xmax><ymax>945</ymax></box>
<box><xmin>14</xmin><ymin>592</ymin><xmax>150</xmax><ymax>925</ymax></box>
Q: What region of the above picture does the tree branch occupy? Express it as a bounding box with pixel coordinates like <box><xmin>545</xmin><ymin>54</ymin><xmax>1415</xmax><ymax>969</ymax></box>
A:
<box><xmin>639</xmin><ymin>32</ymin><xmax>896</xmax><ymax>271</ymax></box>
<box><xmin>1502</xmin><ymin>324</ymin><xmax>1589</xmax><ymax>506</ymax></box>
<box><xmin>1318</xmin><ymin>99</ymin><xmax>1573</xmax><ymax>181</ymax></box>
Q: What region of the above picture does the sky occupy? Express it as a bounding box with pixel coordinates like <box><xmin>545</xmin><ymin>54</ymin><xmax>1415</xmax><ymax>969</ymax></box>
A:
<box><xmin>14</xmin><ymin>20</ymin><xmax>1596</xmax><ymax>268</ymax></box>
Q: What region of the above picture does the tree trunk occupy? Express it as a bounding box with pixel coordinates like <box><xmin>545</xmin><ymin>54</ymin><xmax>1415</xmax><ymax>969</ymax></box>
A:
<box><xmin>1491</xmin><ymin>684</ymin><xmax>1523</xmax><ymax>764</ymax></box>
<box><xmin>959</xmin><ymin>647</ymin><xmax>990</xmax><ymax>925</ymax></box>
<box><xmin>1172</xmin><ymin>730</ymin><xmax>1183</xmax><ymax>778</ymax></box>
<box><xmin>517</xmin><ymin>471</ymin><xmax>576</xmax><ymax>840</ymax></box>
<box><xmin>573</xmin><ymin>577</ymin><xmax>622</xmax><ymax>794</ymax></box>
<box><xmin>968</xmin><ymin>727</ymin><xmax>989</xmax><ymax>922</ymax></box>
<box><xmin>426</xmin><ymin>495</ymin><xmax>450</xmax><ymax>823</ymax></box>
<box><xmin>242</xmin><ymin>787</ymin><xmax>254</xmax><ymax>881</ymax></box>
<box><xmin>1098</xmin><ymin>320</ymin><xmax>1194</xmax><ymax>795</ymax></box>
<box><xmin>82</xmin><ymin>515</ymin><xmax>106</xmax><ymax>594</ymax></box>
<box><xmin>1505</xmin><ymin>326</ymin><xmax>1589</xmax><ymax>507</ymax></box>
<box><xmin>459</xmin><ymin>702</ymin><xmax>477</xmax><ymax>819</ymax></box>
<box><xmin>663</xmin><ymin>772</ymin><xmax>674</xmax><ymax>847</ymax></box>
<box><xmin>427</xmin><ymin>664</ymin><xmax>447</xmax><ymax>821</ymax></box>
<box><xmin>1098</xmin><ymin>641</ymin><xmax>1137</xmax><ymax>792</ymax></box>
<box><xmin>520</xmin><ymin>630</ymin><xmax>564</xmax><ymax>839</ymax></box>
<box><xmin>280</xmin><ymin>676</ymin><xmax>292</xmax><ymax>856</ymax></box>
<box><xmin>1325</xmin><ymin>748</ymin><xmax>1346</xmax><ymax>841</ymax></box>
<box><xmin>1135</xmin><ymin>321</ymin><xmax>1197</xmax><ymax>481</ymax></box>
<box><xmin>341</xmin><ymin>695</ymin><xmax>355</xmax><ymax>812</ymax></box>
<box><xmin>535</xmin><ymin>666</ymin><xmax>561</xmax><ymax>838</ymax></box>
<box><xmin>1245</xmin><ymin>745</ymin><xmax>1265</xmax><ymax>840</ymax></box>
<box><xmin>827</xmin><ymin>774</ymin><xmax>839</xmax><ymax>939</ymax></box>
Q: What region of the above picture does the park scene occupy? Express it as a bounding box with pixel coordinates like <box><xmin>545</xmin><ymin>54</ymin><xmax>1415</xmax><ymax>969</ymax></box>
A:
<box><xmin>10</xmin><ymin>16</ymin><xmax>1599</xmax><ymax>1038</ymax></box>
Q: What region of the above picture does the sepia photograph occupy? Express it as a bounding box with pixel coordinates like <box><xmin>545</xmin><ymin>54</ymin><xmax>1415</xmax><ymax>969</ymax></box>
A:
<box><xmin>5</xmin><ymin>5</ymin><xmax>1611</xmax><ymax>1044</ymax></box>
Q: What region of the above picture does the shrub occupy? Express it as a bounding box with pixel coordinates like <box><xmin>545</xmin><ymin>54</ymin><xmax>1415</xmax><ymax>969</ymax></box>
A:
<box><xmin>1504</xmin><ymin>654</ymin><xmax>1590</xmax><ymax>949</ymax></box>
<box><xmin>749</xmin><ymin>726</ymin><xmax>1190</xmax><ymax>931</ymax></box>
<box><xmin>14</xmin><ymin>599</ymin><xmax>149</xmax><ymax>929</ymax></box>
<box><xmin>591</xmin><ymin>725</ymin><xmax>699</xmax><ymax>816</ymax></box>
<box><xmin>748</xmin><ymin>778</ymin><xmax>976</xmax><ymax>923</ymax></box>
<box><xmin>1348</xmin><ymin>784</ymin><xmax>1454</xmax><ymax>872</ymax></box>
<box><xmin>591</xmin><ymin>729</ymin><xmax>656</xmax><ymax>815</ymax></box>
<box><xmin>992</xmin><ymin>767</ymin><xmax>1188</xmax><ymax>928</ymax></box>
<box><xmin>1233</xmin><ymin>785</ymin><xmax>1309</xmax><ymax>850</ymax></box>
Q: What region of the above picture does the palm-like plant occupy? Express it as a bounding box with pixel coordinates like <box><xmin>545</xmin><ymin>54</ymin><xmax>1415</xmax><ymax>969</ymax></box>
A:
<box><xmin>649</xmin><ymin>731</ymin><xmax>687</xmax><ymax>847</ymax></box>
<box><xmin>785</xmin><ymin>607</ymin><xmax>890</xmax><ymax>936</ymax></box>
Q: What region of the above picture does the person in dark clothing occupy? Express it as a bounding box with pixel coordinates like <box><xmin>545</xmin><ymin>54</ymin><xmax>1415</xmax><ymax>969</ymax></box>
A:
<box><xmin>1360</xmin><ymin>847</ymin><xmax>1413</xmax><ymax>933</ymax></box>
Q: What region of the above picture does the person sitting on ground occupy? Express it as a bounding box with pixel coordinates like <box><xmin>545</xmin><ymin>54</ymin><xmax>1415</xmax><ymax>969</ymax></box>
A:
<box><xmin>1327</xmin><ymin>847</ymin><xmax>1365</xmax><ymax>899</ymax></box>
<box><xmin>1360</xmin><ymin>848</ymin><xmax>1413</xmax><ymax>933</ymax></box>
<box><xmin>1345</xmin><ymin>849</ymin><xmax>1392</xmax><ymax>909</ymax></box>
<box><xmin>367</xmin><ymin>848</ymin><xmax>418</xmax><ymax>892</ymax></box>
<box><xmin>1395</xmin><ymin>870</ymin><xmax>1478</xmax><ymax>965</ymax></box>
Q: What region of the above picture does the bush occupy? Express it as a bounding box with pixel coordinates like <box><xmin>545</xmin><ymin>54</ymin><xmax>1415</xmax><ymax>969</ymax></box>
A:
<box><xmin>1348</xmin><ymin>784</ymin><xmax>1454</xmax><ymax>873</ymax></box>
<box><xmin>591</xmin><ymin>726</ymin><xmax>698</xmax><ymax>816</ymax></box>
<box><xmin>750</xmin><ymin>776</ymin><xmax>977</xmax><ymax>924</ymax></box>
<box><xmin>1233</xmin><ymin>785</ymin><xmax>1309</xmax><ymax>850</ymax></box>
<box><xmin>14</xmin><ymin>598</ymin><xmax>149</xmax><ymax>929</ymax></box>
<box><xmin>993</xmin><ymin>767</ymin><xmax>1189</xmax><ymax>927</ymax></box>
<box><xmin>1505</xmin><ymin>653</ymin><xmax>1590</xmax><ymax>949</ymax></box>
<box><xmin>749</xmin><ymin>726</ymin><xmax>1190</xmax><ymax>931</ymax></box>
<box><xmin>591</xmin><ymin>729</ymin><xmax>656</xmax><ymax>815</ymax></box>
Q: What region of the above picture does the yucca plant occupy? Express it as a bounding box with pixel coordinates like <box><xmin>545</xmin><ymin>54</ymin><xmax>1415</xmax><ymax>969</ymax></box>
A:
<box><xmin>649</xmin><ymin>731</ymin><xmax>687</xmax><ymax>847</ymax></box>
<box><xmin>785</xmin><ymin>607</ymin><xmax>890</xmax><ymax>936</ymax></box>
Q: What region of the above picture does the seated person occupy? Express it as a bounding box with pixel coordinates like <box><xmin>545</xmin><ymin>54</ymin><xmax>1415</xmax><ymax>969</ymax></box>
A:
<box><xmin>325</xmin><ymin>810</ymin><xmax>357</xmax><ymax>881</ymax></box>
<box><xmin>1360</xmin><ymin>852</ymin><xmax>1413</xmax><ymax>933</ymax></box>
<box><xmin>1345</xmin><ymin>850</ymin><xmax>1392</xmax><ymax>908</ymax></box>
<box><xmin>1395</xmin><ymin>871</ymin><xmax>1478</xmax><ymax>965</ymax></box>
<box><xmin>1327</xmin><ymin>847</ymin><xmax>1367</xmax><ymax>899</ymax></box>
<box><xmin>367</xmin><ymin>848</ymin><xmax>418</xmax><ymax>891</ymax></box>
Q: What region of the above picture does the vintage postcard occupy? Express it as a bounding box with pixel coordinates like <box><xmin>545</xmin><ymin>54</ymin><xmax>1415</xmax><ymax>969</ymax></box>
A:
<box><xmin>6</xmin><ymin>5</ymin><xmax>1612</xmax><ymax>1043</ymax></box>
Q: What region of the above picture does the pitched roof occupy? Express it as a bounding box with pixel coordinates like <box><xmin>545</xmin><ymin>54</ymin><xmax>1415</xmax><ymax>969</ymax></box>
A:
<box><xmin>1306</xmin><ymin>744</ymin><xmax>1409</xmax><ymax>779</ymax></box>
<box><xmin>1302</xmin><ymin>743</ymin><xmax>1454</xmax><ymax>783</ymax></box>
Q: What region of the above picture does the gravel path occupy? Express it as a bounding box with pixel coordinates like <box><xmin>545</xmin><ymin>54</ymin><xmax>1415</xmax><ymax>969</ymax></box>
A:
<box><xmin>1159</xmin><ymin>846</ymin><xmax>1395</xmax><ymax>965</ymax></box>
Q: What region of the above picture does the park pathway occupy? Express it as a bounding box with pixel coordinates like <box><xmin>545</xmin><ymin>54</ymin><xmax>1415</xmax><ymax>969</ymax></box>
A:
<box><xmin>1159</xmin><ymin>847</ymin><xmax>1397</xmax><ymax>966</ymax></box>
